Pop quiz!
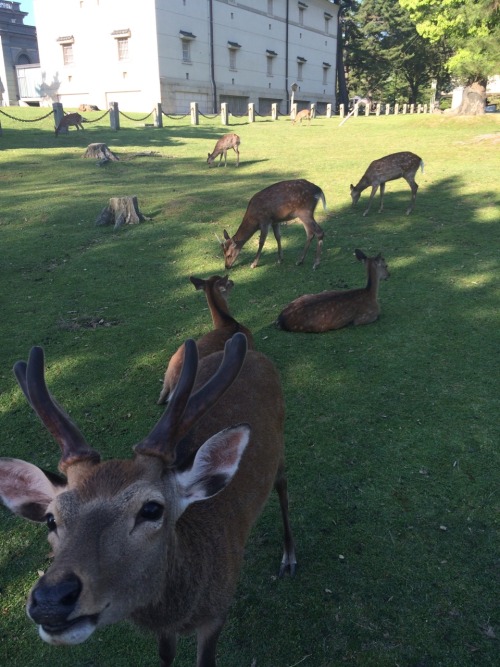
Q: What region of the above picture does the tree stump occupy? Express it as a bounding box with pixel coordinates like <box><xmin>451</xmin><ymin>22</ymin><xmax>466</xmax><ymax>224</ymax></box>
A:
<box><xmin>95</xmin><ymin>196</ymin><xmax>147</xmax><ymax>229</ymax></box>
<box><xmin>84</xmin><ymin>143</ymin><xmax>119</xmax><ymax>163</ymax></box>
<box><xmin>455</xmin><ymin>83</ymin><xmax>486</xmax><ymax>115</ymax></box>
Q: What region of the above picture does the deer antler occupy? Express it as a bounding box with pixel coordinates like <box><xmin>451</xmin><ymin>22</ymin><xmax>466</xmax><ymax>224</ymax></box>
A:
<box><xmin>135</xmin><ymin>332</ymin><xmax>248</xmax><ymax>464</ymax></box>
<box><xmin>13</xmin><ymin>347</ymin><xmax>100</xmax><ymax>473</ymax></box>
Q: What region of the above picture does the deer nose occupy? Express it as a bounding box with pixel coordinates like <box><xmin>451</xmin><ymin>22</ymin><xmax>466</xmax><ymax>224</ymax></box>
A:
<box><xmin>28</xmin><ymin>573</ymin><xmax>82</xmax><ymax>626</ymax></box>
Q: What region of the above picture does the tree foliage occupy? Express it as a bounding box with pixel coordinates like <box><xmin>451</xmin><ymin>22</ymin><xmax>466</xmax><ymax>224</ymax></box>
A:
<box><xmin>343</xmin><ymin>0</ymin><xmax>450</xmax><ymax>104</ymax></box>
<box><xmin>399</xmin><ymin>0</ymin><xmax>500</xmax><ymax>84</ymax></box>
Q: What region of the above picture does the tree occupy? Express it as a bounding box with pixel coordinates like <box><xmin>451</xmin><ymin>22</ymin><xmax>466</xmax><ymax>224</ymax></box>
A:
<box><xmin>399</xmin><ymin>0</ymin><xmax>500</xmax><ymax>112</ymax></box>
<box><xmin>345</xmin><ymin>0</ymin><xmax>450</xmax><ymax>104</ymax></box>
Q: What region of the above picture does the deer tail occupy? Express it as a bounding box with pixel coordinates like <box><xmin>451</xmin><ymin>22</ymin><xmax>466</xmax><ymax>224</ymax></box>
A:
<box><xmin>420</xmin><ymin>159</ymin><xmax>425</xmax><ymax>174</ymax></box>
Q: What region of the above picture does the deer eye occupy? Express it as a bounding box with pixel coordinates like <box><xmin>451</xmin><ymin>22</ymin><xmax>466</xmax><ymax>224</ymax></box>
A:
<box><xmin>139</xmin><ymin>501</ymin><xmax>164</xmax><ymax>522</ymax></box>
<box><xmin>45</xmin><ymin>513</ymin><xmax>57</xmax><ymax>532</ymax></box>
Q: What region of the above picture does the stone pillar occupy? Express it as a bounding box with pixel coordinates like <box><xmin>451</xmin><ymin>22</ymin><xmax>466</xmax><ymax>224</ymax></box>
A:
<box><xmin>248</xmin><ymin>102</ymin><xmax>255</xmax><ymax>123</ymax></box>
<box><xmin>339</xmin><ymin>103</ymin><xmax>345</xmax><ymax>118</ymax></box>
<box><xmin>376</xmin><ymin>103</ymin><xmax>381</xmax><ymax>116</ymax></box>
<box><xmin>154</xmin><ymin>103</ymin><xmax>163</xmax><ymax>128</ymax></box>
<box><xmin>326</xmin><ymin>103</ymin><xmax>332</xmax><ymax>118</ymax></box>
<box><xmin>394</xmin><ymin>103</ymin><xmax>399</xmax><ymax>115</ymax></box>
<box><xmin>290</xmin><ymin>102</ymin><xmax>297</xmax><ymax>120</ymax></box>
<box><xmin>310</xmin><ymin>103</ymin><xmax>316</xmax><ymax>118</ymax></box>
<box><xmin>190</xmin><ymin>102</ymin><xmax>199</xmax><ymax>125</ymax></box>
<box><xmin>272</xmin><ymin>103</ymin><xmax>278</xmax><ymax>120</ymax></box>
<box><xmin>221</xmin><ymin>102</ymin><xmax>228</xmax><ymax>125</ymax></box>
<box><xmin>109</xmin><ymin>102</ymin><xmax>120</xmax><ymax>130</ymax></box>
<box><xmin>53</xmin><ymin>102</ymin><xmax>65</xmax><ymax>133</ymax></box>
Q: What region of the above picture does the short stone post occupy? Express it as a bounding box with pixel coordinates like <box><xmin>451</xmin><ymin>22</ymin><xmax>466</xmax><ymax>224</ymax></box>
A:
<box><xmin>339</xmin><ymin>103</ymin><xmax>345</xmax><ymax>118</ymax></box>
<box><xmin>154</xmin><ymin>103</ymin><xmax>163</xmax><ymax>128</ymax></box>
<box><xmin>364</xmin><ymin>104</ymin><xmax>370</xmax><ymax>117</ymax></box>
<box><xmin>271</xmin><ymin>103</ymin><xmax>278</xmax><ymax>120</ymax></box>
<box><xmin>410</xmin><ymin>104</ymin><xmax>415</xmax><ymax>114</ymax></box>
<box><xmin>326</xmin><ymin>103</ymin><xmax>332</xmax><ymax>118</ymax></box>
<box><xmin>109</xmin><ymin>102</ymin><xmax>120</xmax><ymax>130</ymax></box>
<box><xmin>221</xmin><ymin>102</ymin><xmax>228</xmax><ymax>125</ymax></box>
<box><xmin>385</xmin><ymin>104</ymin><xmax>391</xmax><ymax>115</ymax></box>
<box><xmin>190</xmin><ymin>101</ymin><xmax>199</xmax><ymax>125</ymax></box>
<box><xmin>53</xmin><ymin>102</ymin><xmax>65</xmax><ymax>133</ymax></box>
<box><xmin>248</xmin><ymin>102</ymin><xmax>255</xmax><ymax>123</ymax></box>
<box><xmin>376</xmin><ymin>103</ymin><xmax>381</xmax><ymax>116</ymax></box>
<box><xmin>394</xmin><ymin>103</ymin><xmax>399</xmax><ymax>115</ymax></box>
<box><xmin>310</xmin><ymin>103</ymin><xmax>316</xmax><ymax>118</ymax></box>
<box><xmin>354</xmin><ymin>103</ymin><xmax>359</xmax><ymax>117</ymax></box>
<box><xmin>402</xmin><ymin>104</ymin><xmax>408</xmax><ymax>114</ymax></box>
<box><xmin>290</xmin><ymin>102</ymin><xmax>297</xmax><ymax>120</ymax></box>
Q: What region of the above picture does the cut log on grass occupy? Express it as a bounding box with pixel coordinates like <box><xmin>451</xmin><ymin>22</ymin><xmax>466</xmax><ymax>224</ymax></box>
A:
<box><xmin>83</xmin><ymin>143</ymin><xmax>119</xmax><ymax>162</ymax></box>
<box><xmin>95</xmin><ymin>196</ymin><xmax>148</xmax><ymax>229</ymax></box>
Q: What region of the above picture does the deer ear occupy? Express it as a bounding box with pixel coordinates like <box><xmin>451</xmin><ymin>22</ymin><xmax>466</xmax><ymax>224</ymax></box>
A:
<box><xmin>0</xmin><ymin>458</ymin><xmax>67</xmax><ymax>522</ymax></box>
<box><xmin>190</xmin><ymin>276</ymin><xmax>205</xmax><ymax>291</ymax></box>
<box><xmin>354</xmin><ymin>249</ymin><xmax>367</xmax><ymax>262</ymax></box>
<box><xmin>223</xmin><ymin>229</ymin><xmax>230</xmax><ymax>241</ymax></box>
<box><xmin>175</xmin><ymin>424</ymin><xmax>250</xmax><ymax>514</ymax></box>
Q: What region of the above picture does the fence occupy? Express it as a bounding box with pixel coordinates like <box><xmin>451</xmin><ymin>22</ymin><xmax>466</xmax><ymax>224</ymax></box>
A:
<box><xmin>0</xmin><ymin>100</ymin><xmax>435</xmax><ymax>134</ymax></box>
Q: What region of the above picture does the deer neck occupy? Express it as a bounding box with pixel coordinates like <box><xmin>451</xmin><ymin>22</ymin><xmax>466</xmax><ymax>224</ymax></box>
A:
<box><xmin>205</xmin><ymin>287</ymin><xmax>236</xmax><ymax>330</ymax></box>
<box><xmin>365</xmin><ymin>261</ymin><xmax>380</xmax><ymax>299</ymax></box>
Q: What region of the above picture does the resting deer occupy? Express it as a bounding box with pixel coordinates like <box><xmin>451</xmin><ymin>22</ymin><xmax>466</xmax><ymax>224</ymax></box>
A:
<box><xmin>0</xmin><ymin>334</ymin><xmax>296</xmax><ymax>666</ymax></box>
<box><xmin>158</xmin><ymin>275</ymin><xmax>254</xmax><ymax>404</ymax></box>
<box><xmin>350</xmin><ymin>151</ymin><xmax>424</xmax><ymax>216</ymax></box>
<box><xmin>207</xmin><ymin>133</ymin><xmax>240</xmax><ymax>167</ymax></box>
<box><xmin>222</xmin><ymin>179</ymin><xmax>326</xmax><ymax>270</ymax></box>
<box><xmin>292</xmin><ymin>109</ymin><xmax>311</xmax><ymax>125</ymax></box>
<box><xmin>277</xmin><ymin>249</ymin><xmax>389</xmax><ymax>332</ymax></box>
<box><xmin>55</xmin><ymin>112</ymin><xmax>86</xmax><ymax>136</ymax></box>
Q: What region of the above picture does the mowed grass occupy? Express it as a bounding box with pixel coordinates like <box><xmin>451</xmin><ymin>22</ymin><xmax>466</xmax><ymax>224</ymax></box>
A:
<box><xmin>0</xmin><ymin>107</ymin><xmax>499</xmax><ymax>667</ymax></box>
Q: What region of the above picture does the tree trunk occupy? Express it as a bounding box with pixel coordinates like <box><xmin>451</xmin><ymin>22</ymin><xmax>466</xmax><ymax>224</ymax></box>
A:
<box><xmin>95</xmin><ymin>197</ymin><xmax>147</xmax><ymax>230</ymax></box>
<box><xmin>84</xmin><ymin>143</ymin><xmax>119</xmax><ymax>162</ymax></box>
<box><xmin>456</xmin><ymin>82</ymin><xmax>486</xmax><ymax>115</ymax></box>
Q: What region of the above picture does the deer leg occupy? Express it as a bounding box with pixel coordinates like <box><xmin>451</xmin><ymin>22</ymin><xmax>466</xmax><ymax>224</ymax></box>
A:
<box><xmin>196</xmin><ymin>618</ymin><xmax>225</xmax><ymax>667</ymax></box>
<box><xmin>378</xmin><ymin>182</ymin><xmax>386</xmax><ymax>213</ymax></box>
<box><xmin>297</xmin><ymin>219</ymin><xmax>324</xmax><ymax>269</ymax></box>
<box><xmin>251</xmin><ymin>226</ymin><xmax>269</xmax><ymax>268</ymax></box>
<box><xmin>271</xmin><ymin>222</ymin><xmax>283</xmax><ymax>263</ymax></box>
<box><xmin>406</xmin><ymin>177</ymin><xmax>418</xmax><ymax>214</ymax></box>
<box><xmin>363</xmin><ymin>185</ymin><xmax>379</xmax><ymax>216</ymax></box>
<box><xmin>275</xmin><ymin>468</ymin><xmax>297</xmax><ymax>577</ymax></box>
<box><xmin>159</xmin><ymin>632</ymin><xmax>177</xmax><ymax>667</ymax></box>
<box><xmin>234</xmin><ymin>146</ymin><xmax>240</xmax><ymax>167</ymax></box>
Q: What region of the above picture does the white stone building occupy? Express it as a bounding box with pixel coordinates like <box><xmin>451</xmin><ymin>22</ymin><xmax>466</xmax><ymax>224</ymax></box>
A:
<box><xmin>31</xmin><ymin>0</ymin><xmax>339</xmax><ymax>114</ymax></box>
<box><xmin>0</xmin><ymin>1</ymin><xmax>38</xmax><ymax>106</ymax></box>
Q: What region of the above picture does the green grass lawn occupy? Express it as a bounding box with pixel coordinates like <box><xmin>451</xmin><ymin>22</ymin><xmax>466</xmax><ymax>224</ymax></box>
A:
<box><xmin>0</xmin><ymin>107</ymin><xmax>499</xmax><ymax>666</ymax></box>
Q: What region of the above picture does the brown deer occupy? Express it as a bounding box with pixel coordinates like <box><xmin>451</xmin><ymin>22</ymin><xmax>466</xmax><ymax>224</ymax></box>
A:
<box><xmin>158</xmin><ymin>275</ymin><xmax>254</xmax><ymax>404</ymax></box>
<box><xmin>277</xmin><ymin>249</ymin><xmax>389</xmax><ymax>332</ymax></box>
<box><xmin>222</xmin><ymin>179</ymin><xmax>326</xmax><ymax>270</ymax></box>
<box><xmin>0</xmin><ymin>334</ymin><xmax>296</xmax><ymax>666</ymax></box>
<box><xmin>55</xmin><ymin>112</ymin><xmax>86</xmax><ymax>136</ymax></box>
<box><xmin>292</xmin><ymin>109</ymin><xmax>311</xmax><ymax>125</ymax></box>
<box><xmin>350</xmin><ymin>151</ymin><xmax>424</xmax><ymax>216</ymax></box>
<box><xmin>207</xmin><ymin>133</ymin><xmax>240</xmax><ymax>167</ymax></box>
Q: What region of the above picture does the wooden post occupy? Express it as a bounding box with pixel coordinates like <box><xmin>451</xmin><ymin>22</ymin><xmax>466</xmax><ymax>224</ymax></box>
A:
<box><xmin>190</xmin><ymin>101</ymin><xmax>199</xmax><ymax>125</ymax></box>
<box><xmin>271</xmin><ymin>102</ymin><xmax>278</xmax><ymax>120</ymax></box>
<box><xmin>326</xmin><ymin>103</ymin><xmax>332</xmax><ymax>118</ymax></box>
<box><xmin>248</xmin><ymin>102</ymin><xmax>255</xmax><ymax>123</ymax></box>
<box><xmin>221</xmin><ymin>102</ymin><xmax>228</xmax><ymax>125</ymax></box>
<box><xmin>154</xmin><ymin>103</ymin><xmax>163</xmax><ymax>128</ymax></box>
<box><xmin>109</xmin><ymin>102</ymin><xmax>120</xmax><ymax>130</ymax></box>
<box><xmin>53</xmin><ymin>102</ymin><xmax>65</xmax><ymax>133</ymax></box>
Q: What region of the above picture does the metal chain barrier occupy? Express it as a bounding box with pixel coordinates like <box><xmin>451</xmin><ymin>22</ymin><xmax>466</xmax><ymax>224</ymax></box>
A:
<box><xmin>0</xmin><ymin>108</ymin><xmax>53</xmax><ymax>122</ymax></box>
<box><xmin>161</xmin><ymin>110</ymin><xmax>190</xmax><ymax>120</ymax></box>
<box><xmin>119</xmin><ymin>108</ymin><xmax>155</xmax><ymax>122</ymax></box>
<box><xmin>199</xmin><ymin>112</ymin><xmax>219</xmax><ymax>119</ymax></box>
<box><xmin>82</xmin><ymin>109</ymin><xmax>110</xmax><ymax>123</ymax></box>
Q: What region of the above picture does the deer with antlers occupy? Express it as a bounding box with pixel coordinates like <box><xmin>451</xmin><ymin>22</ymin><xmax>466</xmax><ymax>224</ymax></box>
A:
<box><xmin>158</xmin><ymin>275</ymin><xmax>254</xmax><ymax>404</ymax></box>
<box><xmin>350</xmin><ymin>151</ymin><xmax>424</xmax><ymax>216</ymax></box>
<box><xmin>277</xmin><ymin>249</ymin><xmax>389</xmax><ymax>332</ymax></box>
<box><xmin>222</xmin><ymin>179</ymin><xmax>326</xmax><ymax>270</ymax></box>
<box><xmin>0</xmin><ymin>334</ymin><xmax>296</xmax><ymax>666</ymax></box>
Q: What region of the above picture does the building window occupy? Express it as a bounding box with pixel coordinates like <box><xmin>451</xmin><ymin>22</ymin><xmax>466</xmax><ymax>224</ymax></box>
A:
<box><xmin>182</xmin><ymin>40</ymin><xmax>191</xmax><ymax>62</ymax></box>
<box><xmin>266</xmin><ymin>49</ymin><xmax>277</xmax><ymax>77</ymax></box>
<box><xmin>324</xmin><ymin>12</ymin><xmax>332</xmax><ymax>34</ymax></box>
<box><xmin>117</xmin><ymin>38</ymin><xmax>129</xmax><ymax>60</ymax></box>
<box><xmin>179</xmin><ymin>30</ymin><xmax>196</xmax><ymax>63</ymax></box>
<box><xmin>297</xmin><ymin>57</ymin><xmax>306</xmax><ymax>81</ymax></box>
<box><xmin>62</xmin><ymin>43</ymin><xmax>74</xmax><ymax>65</ymax></box>
<box><xmin>228</xmin><ymin>41</ymin><xmax>241</xmax><ymax>71</ymax></box>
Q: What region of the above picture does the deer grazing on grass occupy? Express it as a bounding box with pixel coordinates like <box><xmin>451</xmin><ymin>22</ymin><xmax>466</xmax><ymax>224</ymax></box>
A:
<box><xmin>292</xmin><ymin>109</ymin><xmax>311</xmax><ymax>125</ymax></box>
<box><xmin>55</xmin><ymin>112</ymin><xmax>86</xmax><ymax>136</ymax></box>
<box><xmin>207</xmin><ymin>133</ymin><xmax>240</xmax><ymax>167</ymax></box>
<box><xmin>158</xmin><ymin>275</ymin><xmax>254</xmax><ymax>404</ymax></box>
<box><xmin>222</xmin><ymin>179</ymin><xmax>327</xmax><ymax>270</ymax></box>
<box><xmin>276</xmin><ymin>249</ymin><xmax>389</xmax><ymax>332</ymax></box>
<box><xmin>0</xmin><ymin>334</ymin><xmax>296</xmax><ymax>666</ymax></box>
<box><xmin>350</xmin><ymin>151</ymin><xmax>424</xmax><ymax>216</ymax></box>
